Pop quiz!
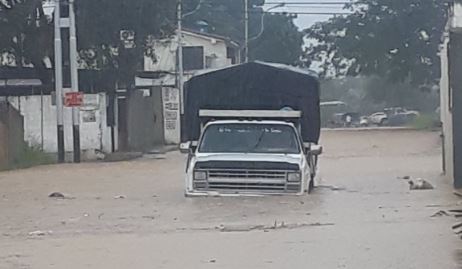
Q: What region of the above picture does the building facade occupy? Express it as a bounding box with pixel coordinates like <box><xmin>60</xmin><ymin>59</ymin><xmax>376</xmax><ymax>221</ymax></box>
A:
<box><xmin>441</xmin><ymin>0</ymin><xmax>462</xmax><ymax>188</ymax></box>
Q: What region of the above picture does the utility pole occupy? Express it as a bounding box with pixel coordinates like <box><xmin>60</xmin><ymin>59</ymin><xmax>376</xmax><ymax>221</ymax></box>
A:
<box><xmin>53</xmin><ymin>0</ymin><xmax>65</xmax><ymax>163</ymax></box>
<box><xmin>69</xmin><ymin>0</ymin><xmax>80</xmax><ymax>163</ymax></box>
<box><xmin>177</xmin><ymin>0</ymin><xmax>184</xmax><ymax>115</ymax></box>
<box><xmin>244</xmin><ymin>0</ymin><xmax>249</xmax><ymax>63</ymax></box>
<box><xmin>53</xmin><ymin>0</ymin><xmax>80</xmax><ymax>163</ymax></box>
<box><xmin>177</xmin><ymin>0</ymin><xmax>203</xmax><ymax>114</ymax></box>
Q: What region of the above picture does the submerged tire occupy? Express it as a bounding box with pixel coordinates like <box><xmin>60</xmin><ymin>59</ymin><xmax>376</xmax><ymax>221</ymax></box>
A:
<box><xmin>308</xmin><ymin>177</ymin><xmax>315</xmax><ymax>194</ymax></box>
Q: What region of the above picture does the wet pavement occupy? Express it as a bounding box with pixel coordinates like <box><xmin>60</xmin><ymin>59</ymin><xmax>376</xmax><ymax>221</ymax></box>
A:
<box><xmin>0</xmin><ymin>129</ymin><xmax>460</xmax><ymax>268</ymax></box>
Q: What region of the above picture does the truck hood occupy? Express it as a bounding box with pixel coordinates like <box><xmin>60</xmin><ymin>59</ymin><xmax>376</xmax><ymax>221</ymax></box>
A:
<box><xmin>194</xmin><ymin>152</ymin><xmax>303</xmax><ymax>165</ymax></box>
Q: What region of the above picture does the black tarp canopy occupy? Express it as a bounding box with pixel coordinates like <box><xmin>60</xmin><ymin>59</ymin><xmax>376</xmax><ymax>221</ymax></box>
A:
<box><xmin>182</xmin><ymin>61</ymin><xmax>321</xmax><ymax>143</ymax></box>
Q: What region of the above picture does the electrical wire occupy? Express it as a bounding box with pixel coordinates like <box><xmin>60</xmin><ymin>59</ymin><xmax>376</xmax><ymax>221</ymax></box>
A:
<box><xmin>265</xmin><ymin>1</ymin><xmax>356</xmax><ymax>4</ymax></box>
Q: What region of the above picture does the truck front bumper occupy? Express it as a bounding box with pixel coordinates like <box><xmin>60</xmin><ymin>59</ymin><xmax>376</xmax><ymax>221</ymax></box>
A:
<box><xmin>185</xmin><ymin>181</ymin><xmax>305</xmax><ymax>197</ymax></box>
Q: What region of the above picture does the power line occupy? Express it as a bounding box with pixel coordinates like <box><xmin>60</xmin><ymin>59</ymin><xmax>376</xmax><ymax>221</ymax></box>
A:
<box><xmin>275</xmin><ymin>5</ymin><xmax>346</xmax><ymax>8</ymax></box>
<box><xmin>255</xmin><ymin>11</ymin><xmax>352</xmax><ymax>15</ymax></box>
<box><xmin>265</xmin><ymin>1</ymin><xmax>355</xmax><ymax>5</ymax></box>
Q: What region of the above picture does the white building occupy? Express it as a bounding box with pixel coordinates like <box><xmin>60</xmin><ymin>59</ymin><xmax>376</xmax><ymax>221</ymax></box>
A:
<box><xmin>440</xmin><ymin>32</ymin><xmax>453</xmax><ymax>182</ymax></box>
<box><xmin>136</xmin><ymin>29</ymin><xmax>240</xmax><ymax>144</ymax></box>
<box><xmin>441</xmin><ymin>0</ymin><xmax>462</xmax><ymax>188</ymax></box>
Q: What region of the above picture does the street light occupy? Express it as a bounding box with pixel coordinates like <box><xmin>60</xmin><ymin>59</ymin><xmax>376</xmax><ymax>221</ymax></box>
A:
<box><xmin>244</xmin><ymin>2</ymin><xmax>283</xmax><ymax>62</ymax></box>
<box><xmin>177</xmin><ymin>0</ymin><xmax>203</xmax><ymax>115</ymax></box>
<box><xmin>248</xmin><ymin>3</ymin><xmax>285</xmax><ymax>42</ymax></box>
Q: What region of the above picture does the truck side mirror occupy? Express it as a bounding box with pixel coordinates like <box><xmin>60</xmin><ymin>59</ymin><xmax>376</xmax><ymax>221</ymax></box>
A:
<box><xmin>180</xmin><ymin>142</ymin><xmax>191</xmax><ymax>154</ymax></box>
<box><xmin>179</xmin><ymin>141</ymin><xmax>198</xmax><ymax>154</ymax></box>
<box><xmin>304</xmin><ymin>143</ymin><xmax>323</xmax><ymax>155</ymax></box>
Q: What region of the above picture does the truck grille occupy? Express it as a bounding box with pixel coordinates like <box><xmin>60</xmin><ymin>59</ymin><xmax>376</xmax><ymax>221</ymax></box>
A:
<box><xmin>208</xmin><ymin>169</ymin><xmax>286</xmax><ymax>180</ymax></box>
<box><xmin>193</xmin><ymin>167</ymin><xmax>301</xmax><ymax>193</ymax></box>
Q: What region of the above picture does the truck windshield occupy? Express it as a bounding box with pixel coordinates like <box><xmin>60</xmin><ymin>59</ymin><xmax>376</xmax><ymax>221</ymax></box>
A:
<box><xmin>198</xmin><ymin>123</ymin><xmax>301</xmax><ymax>154</ymax></box>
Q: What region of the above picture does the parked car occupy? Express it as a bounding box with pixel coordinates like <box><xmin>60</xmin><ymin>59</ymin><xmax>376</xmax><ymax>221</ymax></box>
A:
<box><xmin>359</xmin><ymin>116</ymin><xmax>369</xmax><ymax>127</ymax></box>
<box><xmin>384</xmin><ymin>107</ymin><xmax>420</xmax><ymax>126</ymax></box>
<box><xmin>369</xmin><ymin>112</ymin><xmax>389</xmax><ymax>126</ymax></box>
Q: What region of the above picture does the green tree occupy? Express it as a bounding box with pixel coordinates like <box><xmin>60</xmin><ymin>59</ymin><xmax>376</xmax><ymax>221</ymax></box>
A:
<box><xmin>305</xmin><ymin>0</ymin><xmax>448</xmax><ymax>89</ymax></box>
<box><xmin>1</xmin><ymin>0</ymin><xmax>176</xmax><ymax>86</ymax></box>
<box><xmin>0</xmin><ymin>0</ymin><xmax>53</xmax><ymax>81</ymax></box>
<box><xmin>76</xmin><ymin>0</ymin><xmax>176</xmax><ymax>85</ymax></box>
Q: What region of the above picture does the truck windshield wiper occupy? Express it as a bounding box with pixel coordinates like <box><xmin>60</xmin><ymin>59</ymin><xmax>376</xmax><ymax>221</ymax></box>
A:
<box><xmin>248</xmin><ymin>130</ymin><xmax>266</xmax><ymax>153</ymax></box>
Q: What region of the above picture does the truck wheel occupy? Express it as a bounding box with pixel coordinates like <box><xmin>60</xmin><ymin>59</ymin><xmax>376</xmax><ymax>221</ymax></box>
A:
<box><xmin>308</xmin><ymin>177</ymin><xmax>315</xmax><ymax>194</ymax></box>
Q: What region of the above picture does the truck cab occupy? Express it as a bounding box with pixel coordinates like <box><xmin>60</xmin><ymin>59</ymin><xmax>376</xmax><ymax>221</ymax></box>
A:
<box><xmin>181</xmin><ymin>110</ymin><xmax>322</xmax><ymax>196</ymax></box>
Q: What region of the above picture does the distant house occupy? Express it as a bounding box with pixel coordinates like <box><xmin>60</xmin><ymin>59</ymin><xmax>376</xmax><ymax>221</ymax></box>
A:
<box><xmin>441</xmin><ymin>0</ymin><xmax>462</xmax><ymax>188</ymax></box>
<box><xmin>144</xmin><ymin>28</ymin><xmax>240</xmax><ymax>73</ymax></box>
<box><xmin>136</xmin><ymin>29</ymin><xmax>240</xmax><ymax>144</ymax></box>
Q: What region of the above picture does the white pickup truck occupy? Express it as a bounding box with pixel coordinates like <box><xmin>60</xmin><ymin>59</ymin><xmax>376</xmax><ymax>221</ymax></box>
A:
<box><xmin>180</xmin><ymin>110</ymin><xmax>322</xmax><ymax>196</ymax></box>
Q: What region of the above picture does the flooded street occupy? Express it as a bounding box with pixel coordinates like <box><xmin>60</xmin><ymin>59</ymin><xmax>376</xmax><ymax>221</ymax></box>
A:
<box><xmin>0</xmin><ymin>130</ymin><xmax>460</xmax><ymax>269</ymax></box>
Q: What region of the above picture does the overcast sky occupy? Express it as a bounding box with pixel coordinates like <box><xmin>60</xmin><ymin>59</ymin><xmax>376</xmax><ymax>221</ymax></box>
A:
<box><xmin>264</xmin><ymin>0</ymin><xmax>348</xmax><ymax>30</ymax></box>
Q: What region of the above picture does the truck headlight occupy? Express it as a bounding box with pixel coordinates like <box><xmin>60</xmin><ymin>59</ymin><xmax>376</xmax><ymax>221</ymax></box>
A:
<box><xmin>194</xmin><ymin>171</ymin><xmax>207</xmax><ymax>181</ymax></box>
<box><xmin>287</xmin><ymin>172</ymin><xmax>301</xmax><ymax>182</ymax></box>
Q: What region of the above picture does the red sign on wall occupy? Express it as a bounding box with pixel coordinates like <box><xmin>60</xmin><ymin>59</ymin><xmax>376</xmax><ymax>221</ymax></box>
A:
<box><xmin>64</xmin><ymin>92</ymin><xmax>84</xmax><ymax>107</ymax></box>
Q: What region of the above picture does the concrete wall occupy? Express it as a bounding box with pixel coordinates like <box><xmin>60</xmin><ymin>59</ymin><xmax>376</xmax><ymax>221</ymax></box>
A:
<box><xmin>0</xmin><ymin>120</ymin><xmax>7</xmax><ymax>169</ymax></box>
<box><xmin>7</xmin><ymin>93</ymin><xmax>117</xmax><ymax>155</ymax></box>
<box><xmin>449</xmin><ymin>31</ymin><xmax>462</xmax><ymax>188</ymax></box>
<box><xmin>440</xmin><ymin>34</ymin><xmax>454</xmax><ymax>182</ymax></box>
<box><xmin>0</xmin><ymin>103</ymin><xmax>25</xmax><ymax>169</ymax></box>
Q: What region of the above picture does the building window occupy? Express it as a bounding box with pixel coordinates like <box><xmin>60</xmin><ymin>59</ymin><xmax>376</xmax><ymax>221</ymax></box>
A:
<box><xmin>205</xmin><ymin>54</ymin><xmax>219</xmax><ymax>69</ymax></box>
<box><xmin>227</xmin><ymin>47</ymin><xmax>237</xmax><ymax>65</ymax></box>
<box><xmin>182</xmin><ymin>46</ymin><xmax>204</xmax><ymax>71</ymax></box>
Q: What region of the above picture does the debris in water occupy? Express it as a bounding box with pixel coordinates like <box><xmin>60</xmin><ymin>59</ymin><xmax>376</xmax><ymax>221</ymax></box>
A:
<box><xmin>49</xmin><ymin>192</ymin><xmax>65</xmax><ymax>199</ymax></box>
<box><xmin>219</xmin><ymin>222</ymin><xmax>334</xmax><ymax>232</ymax></box>
<box><xmin>453</xmin><ymin>222</ymin><xmax>462</xmax><ymax>230</ymax></box>
<box><xmin>316</xmin><ymin>185</ymin><xmax>346</xmax><ymax>191</ymax></box>
<box><xmin>431</xmin><ymin>210</ymin><xmax>450</xmax><ymax>217</ymax></box>
<box><xmin>28</xmin><ymin>230</ymin><xmax>52</xmax><ymax>236</ymax></box>
<box><xmin>48</xmin><ymin>192</ymin><xmax>74</xmax><ymax>199</ymax></box>
<box><xmin>408</xmin><ymin>179</ymin><xmax>434</xmax><ymax>190</ymax></box>
<box><xmin>219</xmin><ymin>224</ymin><xmax>264</xmax><ymax>232</ymax></box>
<box><xmin>426</xmin><ymin>204</ymin><xmax>444</xmax><ymax>208</ymax></box>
